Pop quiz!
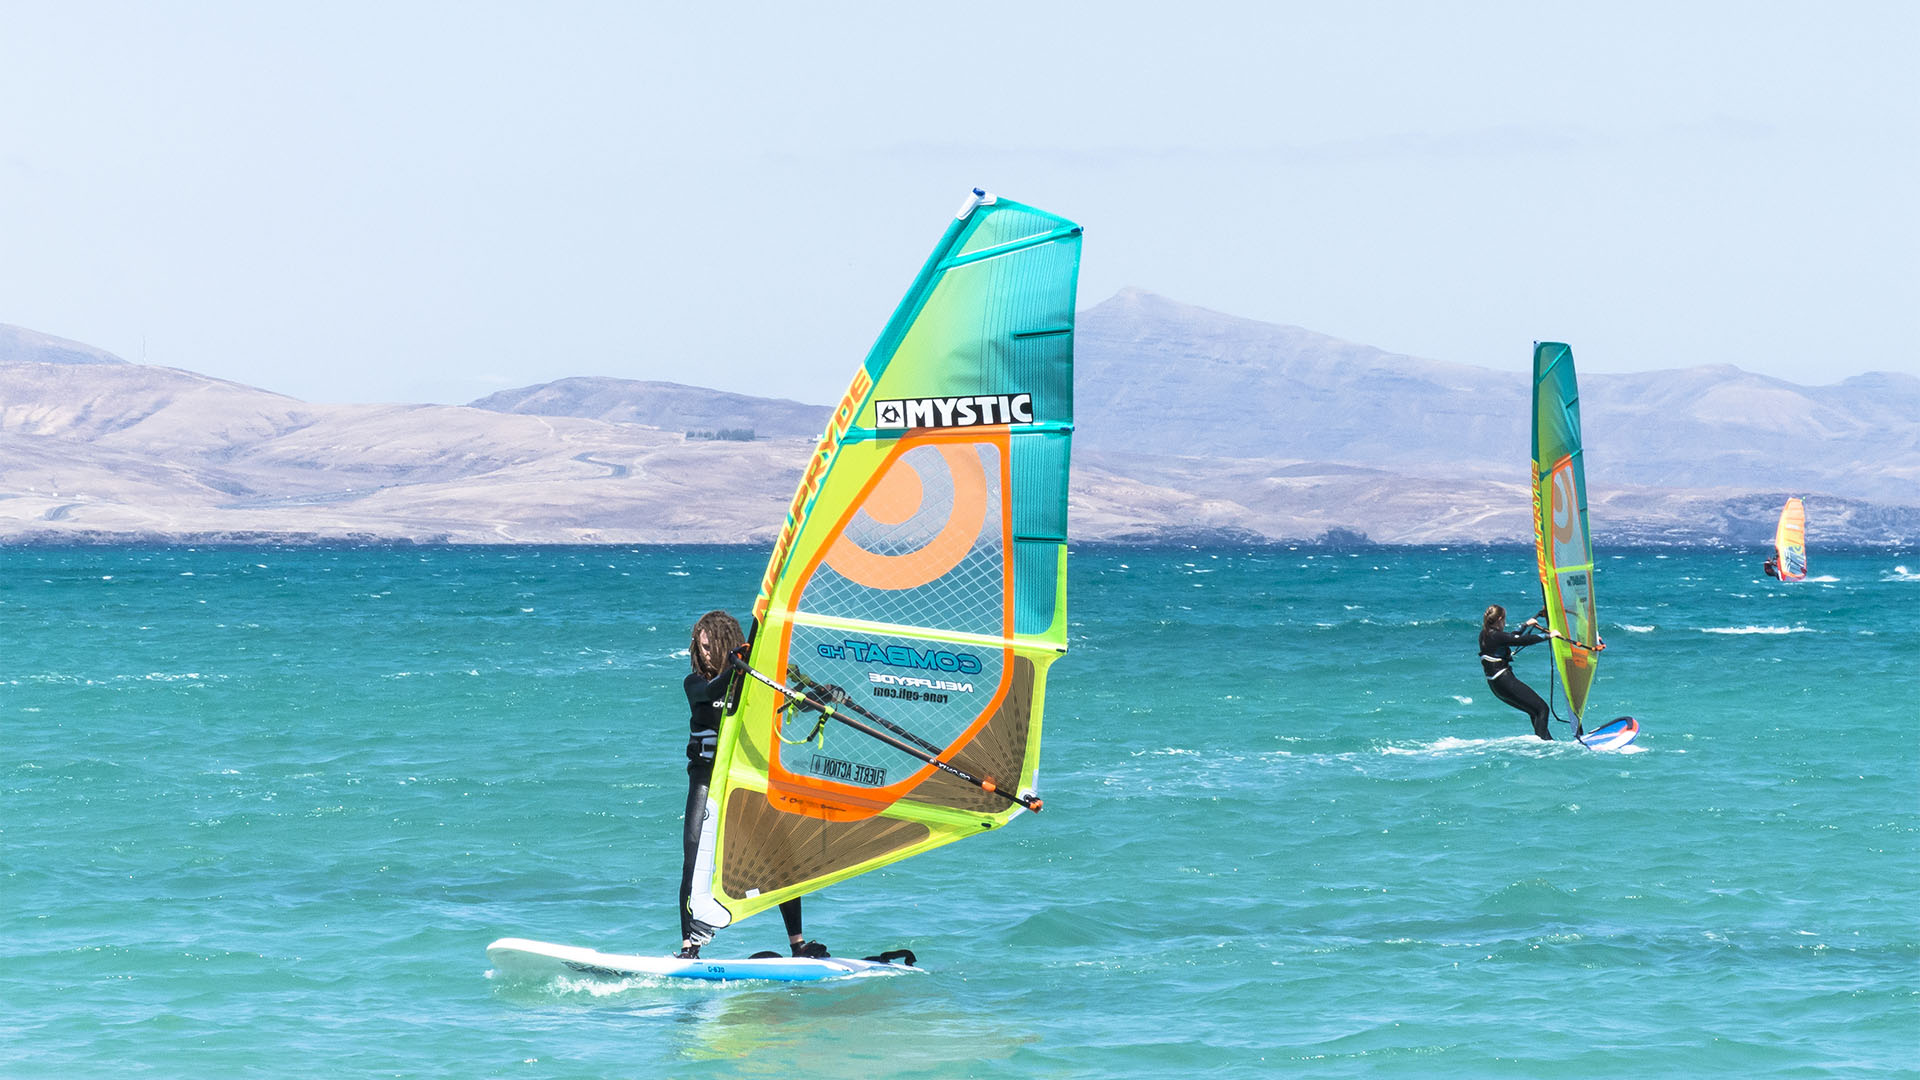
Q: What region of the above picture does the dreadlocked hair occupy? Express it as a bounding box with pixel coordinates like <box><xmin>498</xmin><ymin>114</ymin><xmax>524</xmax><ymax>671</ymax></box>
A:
<box><xmin>1482</xmin><ymin>605</ymin><xmax>1506</xmax><ymax>633</ymax></box>
<box><xmin>690</xmin><ymin>610</ymin><xmax>744</xmax><ymax>679</ymax></box>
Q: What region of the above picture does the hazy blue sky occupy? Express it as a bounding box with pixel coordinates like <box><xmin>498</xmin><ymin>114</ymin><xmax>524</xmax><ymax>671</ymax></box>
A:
<box><xmin>3</xmin><ymin>1</ymin><xmax>1914</xmax><ymax>404</ymax></box>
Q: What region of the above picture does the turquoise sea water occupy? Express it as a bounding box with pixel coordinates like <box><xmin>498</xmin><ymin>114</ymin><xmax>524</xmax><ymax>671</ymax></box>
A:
<box><xmin>5</xmin><ymin>544</ymin><xmax>1916</xmax><ymax>1078</ymax></box>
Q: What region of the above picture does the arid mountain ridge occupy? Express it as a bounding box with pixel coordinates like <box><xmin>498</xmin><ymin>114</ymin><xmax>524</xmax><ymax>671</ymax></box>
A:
<box><xmin>1</xmin><ymin>291</ymin><xmax>1915</xmax><ymax>547</ymax></box>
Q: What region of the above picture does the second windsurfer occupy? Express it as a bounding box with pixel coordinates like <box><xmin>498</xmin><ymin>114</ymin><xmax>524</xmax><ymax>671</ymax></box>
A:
<box><xmin>1478</xmin><ymin>604</ymin><xmax>1561</xmax><ymax>740</ymax></box>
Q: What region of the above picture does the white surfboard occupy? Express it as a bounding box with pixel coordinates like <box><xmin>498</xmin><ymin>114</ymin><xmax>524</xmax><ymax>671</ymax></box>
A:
<box><xmin>486</xmin><ymin>937</ymin><xmax>923</xmax><ymax>984</ymax></box>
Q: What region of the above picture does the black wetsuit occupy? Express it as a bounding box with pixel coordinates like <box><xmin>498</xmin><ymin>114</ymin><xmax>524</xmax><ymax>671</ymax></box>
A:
<box><xmin>1479</xmin><ymin>624</ymin><xmax>1554</xmax><ymax>740</ymax></box>
<box><xmin>678</xmin><ymin>668</ymin><xmax>802</xmax><ymax>948</ymax></box>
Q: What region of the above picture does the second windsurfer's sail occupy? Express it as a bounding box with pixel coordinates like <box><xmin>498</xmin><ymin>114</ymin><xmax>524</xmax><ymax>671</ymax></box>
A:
<box><xmin>688</xmin><ymin>189</ymin><xmax>1083</xmax><ymax>933</ymax></box>
<box><xmin>1531</xmin><ymin>341</ymin><xmax>1601</xmax><ymax>728</ymax></box>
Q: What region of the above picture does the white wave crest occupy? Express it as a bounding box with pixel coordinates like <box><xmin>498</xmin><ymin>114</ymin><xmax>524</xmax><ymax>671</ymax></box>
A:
<box><xmin>1380</xmin><ymin>734</ymin><xmax>1548</xmax><ymax>757</ymax></box>
<box><xmin>1699</xmin><ymin>625</ymin><xmax>1815</xmax><ymax>635</ymax></box>
<box><xmin>1619</xmin><ymin>624</ymin><xmax>1655</xmax><ymax>633</ymax></box>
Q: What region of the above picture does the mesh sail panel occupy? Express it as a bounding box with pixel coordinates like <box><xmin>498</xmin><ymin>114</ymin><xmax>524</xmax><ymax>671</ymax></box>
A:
<box><xmin>800</xmin><ymin>441</ymin><xmax>1006</xmax><ymax>639</ymax></box>
<box><xmin>779</xmin><ymin>623</ymin><xmax>1007</xmax><ymax>792</ymax></box>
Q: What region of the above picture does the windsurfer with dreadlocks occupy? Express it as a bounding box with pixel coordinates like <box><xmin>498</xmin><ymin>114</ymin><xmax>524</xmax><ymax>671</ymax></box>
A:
<box><xmin>676</xmin><ymin>610</ymin><xmax>829</xmax><ymax>960</ymax></box>
<box><xmin>1478</xmin><ymin>604</ymin><xmax>1569</xmax><ymax>741</ymax></box>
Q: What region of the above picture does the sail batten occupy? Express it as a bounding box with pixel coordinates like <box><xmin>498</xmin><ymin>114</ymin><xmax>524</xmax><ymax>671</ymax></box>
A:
<box><xmin>778</xmin><ymin>610</ymin><xmax>1066</xmax><ymax>653</ymax></box>
<box><xmin>691</xmin><ymin>191</ymin><xmax>1081</xmax><ymax>932</ymax></box>
<box><xmin>941</xmin><ymin>225</ymin><xmax>1084</xmax><ymax>269</ymax></box>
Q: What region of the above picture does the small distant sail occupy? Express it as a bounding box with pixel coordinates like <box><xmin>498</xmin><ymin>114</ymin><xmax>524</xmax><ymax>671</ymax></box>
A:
<box><xmin>1774</xmin><ymin>497</ymin><xmax>1808</xmax><ymax>581</ymax></box>
<box><xmin>688</xmin><ymin>190</ymin><xmax>1083</xmax><ymax>931</ymax></box>
<box><xmin>1531</xmin><ymin>342</ymin><xmax>1600</xmax><ymax>726</ymax></box>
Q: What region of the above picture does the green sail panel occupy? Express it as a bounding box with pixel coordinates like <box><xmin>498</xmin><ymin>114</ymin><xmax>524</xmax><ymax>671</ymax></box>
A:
<box><xmin>1531</xmin><ymin>341</ymin><xmax>1599</xmax><ymax>724</ymax></box>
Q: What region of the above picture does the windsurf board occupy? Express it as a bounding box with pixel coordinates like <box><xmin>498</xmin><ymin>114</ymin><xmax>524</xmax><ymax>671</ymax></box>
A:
<box><xmin>486</xmin><ymin>937</ymin><xmax>922</xmax><ymax>984</ymax></box>
<box><xmin>1578</xmin><ymin>716</ymin><xmax>1640</xmax><ymax>752</ymax></box>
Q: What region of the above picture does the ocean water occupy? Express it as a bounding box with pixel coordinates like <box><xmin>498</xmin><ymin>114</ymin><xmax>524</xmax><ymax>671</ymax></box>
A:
<box><xmin>4</xmin><ymin>544</ymin><xmax>1915</xmax><ymax>1078</ymax></box>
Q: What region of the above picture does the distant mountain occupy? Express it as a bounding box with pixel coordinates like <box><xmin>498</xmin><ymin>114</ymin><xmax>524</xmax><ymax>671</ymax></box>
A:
<box><xmin>0</xmin><ymin>324</ymin><xmax>128</xmax><ymax>367</ymax></box>
<box><xmin>1078</xmin><ymin>288</ymin><xmax>1520</xmax><ymax>470</ymax></box>
<box><xmin>471</xmin><ymin>377</ymin><xmax>830</xmax><ymax>440</ymax></box>
<box><xmin>0</xmin><ymin>326</ymin><xmax>801</xmax><ymax>544</ymax></box>
<box><xmin>1062</xmin><ymin>289</ymin><xmax>1920</xmax><ymax>544</ymax></box>
<box><xmin>1077</xmin><ymin>288</ymin><xmax>1920</xmax><ymax>501</ymax></box>
<box><xmin>1</xmin><ymin>300</ymin><xmax>1916</xmax><ymax>547</ymax></box>
<box><xmin>1589</xmin><ymin>367</ymin><xmax>1919</xmax><ymax>500</ymax></box>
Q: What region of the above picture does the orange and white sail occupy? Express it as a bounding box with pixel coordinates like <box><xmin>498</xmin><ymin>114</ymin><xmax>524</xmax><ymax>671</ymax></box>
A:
<box><xmin>1773</xmin><ymin>497</ymin><xmax>1807</xmax><ymax>581</ymax></box>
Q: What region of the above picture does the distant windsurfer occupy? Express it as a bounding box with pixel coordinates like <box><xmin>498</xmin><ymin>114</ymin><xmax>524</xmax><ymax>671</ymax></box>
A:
<box><xmin>677</xmin><ymin>610</ymin><xmax>829</xmax><ymax>960</ymax></box>
<box><xmin>1762</xmin><ymin>557</ymin><xmax>1780</xmax><ymax>579</ymax></box>
<box><xmin>1479</xmin><ymin>604</ymin><xmax>1561</xmax><ymax>740</ymax></box>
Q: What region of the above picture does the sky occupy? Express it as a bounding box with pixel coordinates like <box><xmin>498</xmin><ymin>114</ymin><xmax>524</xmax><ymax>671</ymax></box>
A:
<box><xmin>2</xmin><ymin>1</ymin><xmax>1915</xmax><ymax>405</ymax></box>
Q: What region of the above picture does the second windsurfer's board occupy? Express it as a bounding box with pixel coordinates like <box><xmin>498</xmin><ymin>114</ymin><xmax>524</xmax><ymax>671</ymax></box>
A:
<box><xmin>1578</xmin><ymin>716</ymin><xmax>1639</xmax><ymax>752</ymax></box>
<box><xmin>486</xmin><ymin>937</ymin><xmax>922</xmax><ymax>984</ymax></box>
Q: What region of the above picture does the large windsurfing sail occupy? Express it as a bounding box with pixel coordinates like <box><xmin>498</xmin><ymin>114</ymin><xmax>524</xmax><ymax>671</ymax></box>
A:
<box><xmin>687</xmin><ymin>189</ymin><xmax>1082</xmax><ymax>932</ymax></box>
<box><xmin>1773</xmin><ymin>497</ymin><xmax>1808</xmax><ymax>581</ymax></box>
<box><xmin>1531</xmin><ymin>342</ymin><xmax>1600</xmax><ymax>727</ymax></box>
